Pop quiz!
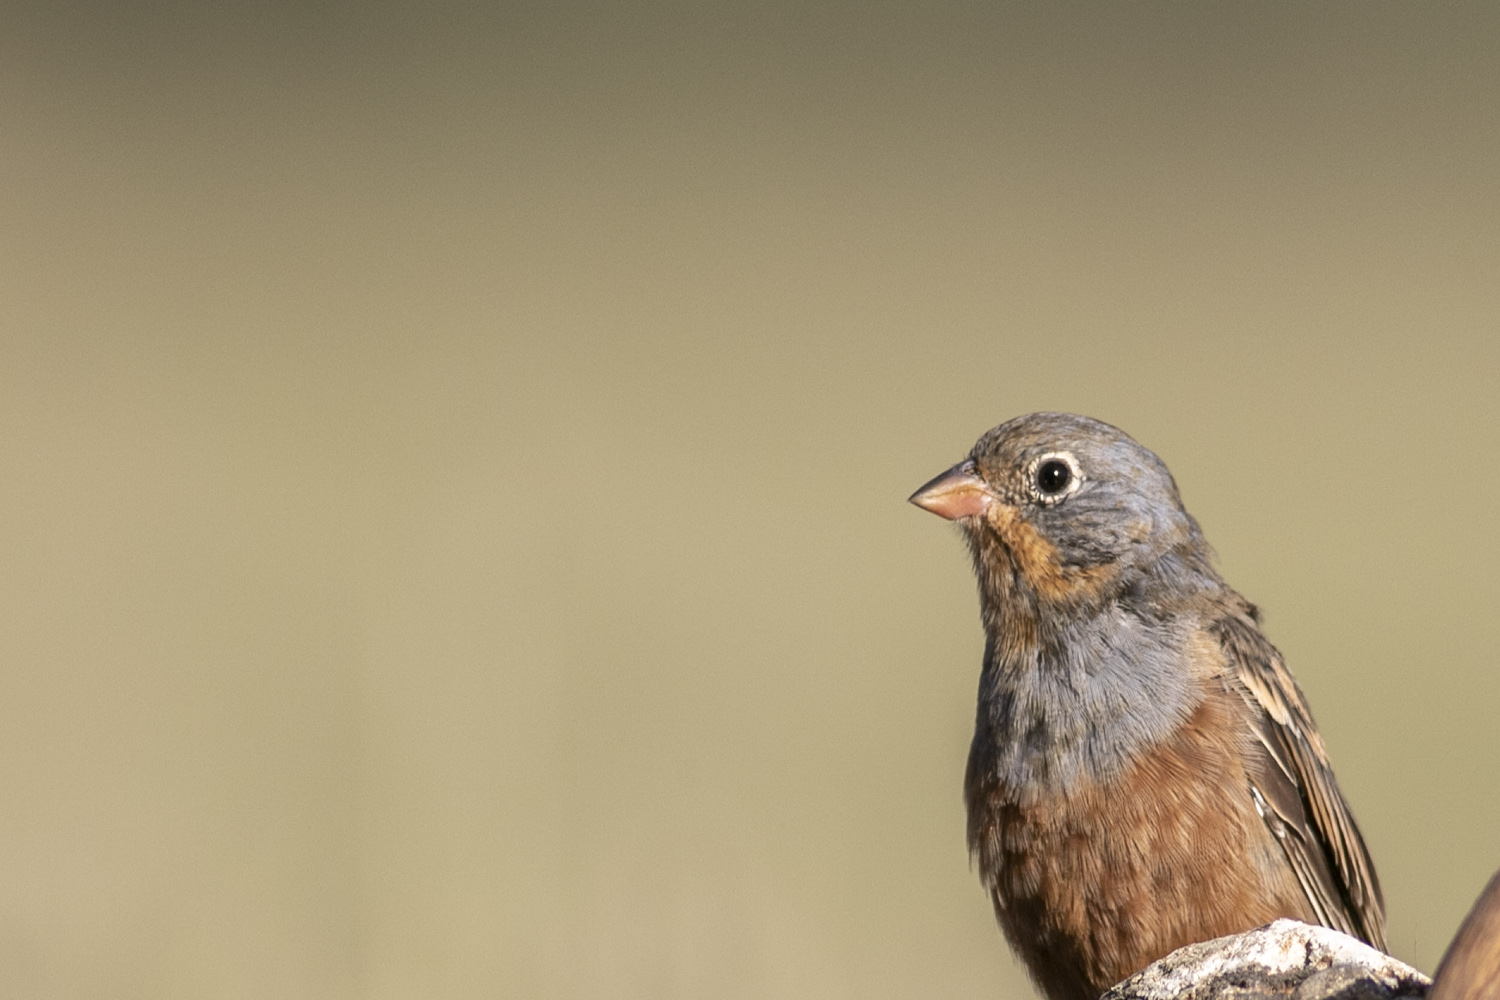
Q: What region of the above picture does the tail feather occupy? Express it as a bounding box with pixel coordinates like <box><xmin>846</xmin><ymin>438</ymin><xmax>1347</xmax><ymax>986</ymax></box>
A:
<box><xmin>1432</xmin><ymin>868</ymin><xmax>1500</xmax><ymax>1000</ymax></box>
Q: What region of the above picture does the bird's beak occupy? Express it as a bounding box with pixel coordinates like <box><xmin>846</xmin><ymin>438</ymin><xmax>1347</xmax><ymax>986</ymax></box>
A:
<box><xmin>908</xmin><ymin>460</ymin><xmax>995</xmax><ymax>520</ymax></box>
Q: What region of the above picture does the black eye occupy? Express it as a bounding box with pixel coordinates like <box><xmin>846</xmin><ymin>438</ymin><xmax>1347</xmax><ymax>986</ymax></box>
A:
<box><xmin>1035</xmin><ymin>459</ymin><xmax>1073</xmax><ymax>495</ymax></box>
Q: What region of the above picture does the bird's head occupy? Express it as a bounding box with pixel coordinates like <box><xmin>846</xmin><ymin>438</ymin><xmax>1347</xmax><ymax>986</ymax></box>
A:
<box><xmin>910</xmin><ymin>412</ymin><xmax>1206</xmax><ymax>611</ymax></box>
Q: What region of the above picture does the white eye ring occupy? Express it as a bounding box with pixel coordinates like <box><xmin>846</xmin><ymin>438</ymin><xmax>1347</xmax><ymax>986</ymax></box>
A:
<box><xmin>1027</xmin><ymin>451</ymin><xmax>1084</xmax><ymax>504</ymax></box>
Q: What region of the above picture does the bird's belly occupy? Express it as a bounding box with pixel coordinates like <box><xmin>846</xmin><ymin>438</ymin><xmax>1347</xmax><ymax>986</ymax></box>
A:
<box><xmin>967</xmin><ymin>690</ymin><xmax>1313</xmax><ymax>1000</ymax></box>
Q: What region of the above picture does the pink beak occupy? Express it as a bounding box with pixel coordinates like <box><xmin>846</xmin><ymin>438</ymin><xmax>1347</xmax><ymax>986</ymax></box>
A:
<box><xmin>908</xmin><ymin>460</ymin><xmax>995</xmax><ymax>520</ymax></box>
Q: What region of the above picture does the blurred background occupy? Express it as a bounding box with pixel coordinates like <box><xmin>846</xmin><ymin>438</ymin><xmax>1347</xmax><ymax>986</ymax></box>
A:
<box><xmin>2</xmin><ymin>2</ymin><xmax>1498</xmax><ymax>998</ymax></box>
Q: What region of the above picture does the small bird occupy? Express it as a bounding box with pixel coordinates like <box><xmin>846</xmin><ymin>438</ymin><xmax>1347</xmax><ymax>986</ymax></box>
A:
<box><xmin>909</xmin><ymin>413</ymin><xmax>1385</xmax><ymax>1000</ymax></box>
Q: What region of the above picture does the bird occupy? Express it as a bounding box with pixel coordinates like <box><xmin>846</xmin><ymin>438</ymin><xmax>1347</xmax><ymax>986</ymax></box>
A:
<box><xmin>908</xmin><ymin>412</ymin><xmax>1385</xmax><ymax>1000</ymax></box>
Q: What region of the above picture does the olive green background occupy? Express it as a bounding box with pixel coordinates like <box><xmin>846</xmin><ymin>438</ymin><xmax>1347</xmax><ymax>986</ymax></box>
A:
<box><xmin>3</xmin><ymin>3</ymin><xmax>1497</xmax><ymax>998</ymax></box>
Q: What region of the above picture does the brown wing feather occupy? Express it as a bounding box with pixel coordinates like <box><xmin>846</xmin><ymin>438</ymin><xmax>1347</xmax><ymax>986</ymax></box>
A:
<box><xmin>1210</xmin><ymin>612</ymin><xmax>1388</xmax><ymax>952</ymax></box>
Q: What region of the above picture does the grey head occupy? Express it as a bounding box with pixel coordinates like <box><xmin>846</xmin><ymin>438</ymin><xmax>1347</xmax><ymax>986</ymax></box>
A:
<box><xmin>910</xmin><ymin>412</ymin><xmax>1219</xmax><ymax>615</ymax></box>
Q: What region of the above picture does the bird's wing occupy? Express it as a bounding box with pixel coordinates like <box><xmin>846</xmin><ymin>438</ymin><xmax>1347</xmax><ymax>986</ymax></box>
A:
<box><xmin>1210</xmin><ymin>612</ymin><xmax>1388</xmax><ymax>952</ymax></box>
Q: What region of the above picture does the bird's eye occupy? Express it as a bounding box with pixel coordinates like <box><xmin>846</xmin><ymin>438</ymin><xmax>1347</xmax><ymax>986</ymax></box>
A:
<box><xmin>1029</xmin><ymin>452</ymin><xmax>1082</xmax><ymax>503</ymax></box>
<box><xmin>1036</xmin><ymin>460</ymin><xmax>1071</xmax><ymax>494</ymax></box>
